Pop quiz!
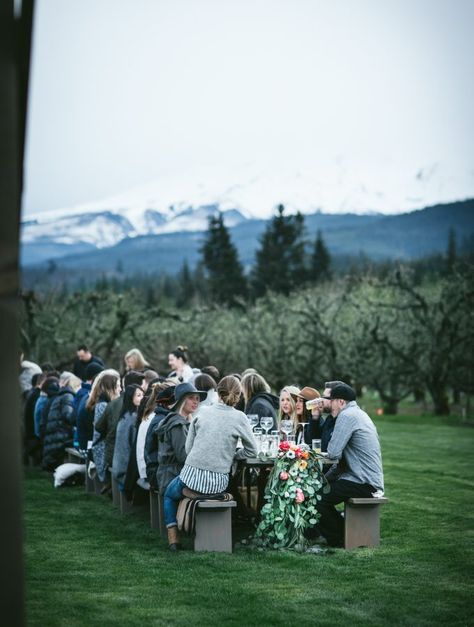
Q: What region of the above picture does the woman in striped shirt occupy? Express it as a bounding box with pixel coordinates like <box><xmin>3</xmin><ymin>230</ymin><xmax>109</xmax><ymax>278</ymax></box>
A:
<box><xmin>164</xmin><ymin>375</ymin><xmax>258</xmax><ymax>550</ymax></box>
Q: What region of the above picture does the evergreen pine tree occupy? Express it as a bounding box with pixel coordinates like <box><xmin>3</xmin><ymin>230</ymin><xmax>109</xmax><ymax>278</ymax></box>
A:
<box><xmin>252</xmin><ymin>204</ymin><xmax>307</xmax><ymax>295</ymax></box>
<box><xmin>176</xmin><ymin>260</ymin><xmax>195</xmax><ymax>307</ymax></box>
<box><xmin>201</xmin><ymin>212</ymin><xmax>247</xmax><ymax>305</ymax></box>
<box><xmin>446</xmin><ymin>227</ymin><xmax>457</xmax><ymax>274</ymax></box>
<box><xmin>310</xmin><ymin>229</ymin><xmax>331</xmax><ymax>283</ymax></box>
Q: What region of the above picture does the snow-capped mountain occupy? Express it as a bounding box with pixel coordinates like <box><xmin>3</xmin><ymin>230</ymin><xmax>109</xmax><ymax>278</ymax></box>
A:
<box><xmin>21</xmin><ymin>161</ymin><xmax>474</xmax><ymax>249</ymax></box>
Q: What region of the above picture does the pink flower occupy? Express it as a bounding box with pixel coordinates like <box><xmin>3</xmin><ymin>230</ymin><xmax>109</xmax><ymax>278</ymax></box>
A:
<box><xmin>295</xmin><ymin>491</ymin><xmax>305</xmax><ymax>504</ymax></box>
<box><xmin>279</xmin><ymin>471</ymin><xmax>289</xmax><ymax>481</ymax></box>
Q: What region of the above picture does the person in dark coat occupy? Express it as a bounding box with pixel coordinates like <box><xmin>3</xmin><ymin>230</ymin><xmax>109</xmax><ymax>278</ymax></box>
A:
<box><xmin>95</xmin><ymin>370</ymin><xmax>145</xmax><ymax>471</ymax></box>
<box><xmin>23</xmin><ymin>372</ymin><xmax>46</xmax><ymax>464</ymax></box>
<box><xmin>241</xmin><ymin>372</ymin><xmax>279</xmax><ymax>431</ymax></box>
<box><xmin>155</xmin><ymin>382</ymin><xmax>205</xmax><ymax>494</ymax></box>
<box><xmin>41</xmin><ymin>374</ymin><xmax>77</xmax><ymax>471</ymax></box>
<box><xmin>123</xmin><ymin>381</ymin><xmax>172</xmax><ymax>500</ymax></box>
<box><xmin>144</xmin><ymin>385</ymin><xmax>176</xmax><ymax>490</ymax></box>
<box><xmin>112</xmin><ymin>385</ymin><xmax>144</xmax><ymax>489</ymax></box>
<box><xmin>38</xmin><ymin>377</ymin><xmax>60</xmax><ymax>444</ymax></box>
<box><xmin>73</xmin><ymin>344</ymin><xmax>104</xmax><ymax>382</ymax></box>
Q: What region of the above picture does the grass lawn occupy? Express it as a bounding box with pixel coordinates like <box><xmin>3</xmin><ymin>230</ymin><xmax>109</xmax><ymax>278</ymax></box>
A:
<box><xmin>25</xmin><ymin>414</ymin><xmax>474</xmax><ymax>627</ymax></box>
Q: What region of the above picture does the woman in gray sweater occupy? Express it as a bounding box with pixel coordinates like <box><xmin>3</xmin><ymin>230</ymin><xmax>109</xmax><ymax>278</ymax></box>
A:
<box><xmin>164</xmin><ymin>375</ymin><xmax>258</xmax><ymax>550</ymax></box>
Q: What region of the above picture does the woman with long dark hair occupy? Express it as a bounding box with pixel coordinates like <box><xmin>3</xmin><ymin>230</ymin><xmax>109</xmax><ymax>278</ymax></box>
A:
<box><xmin>167</xmin><ymin>345</ymin><xmax>194</xmax><ymax>383</ymax></box>
<box><xmin>112</xmin><ymin>384</ymin><xmax>144</xmax><ymax>490</ymax></box>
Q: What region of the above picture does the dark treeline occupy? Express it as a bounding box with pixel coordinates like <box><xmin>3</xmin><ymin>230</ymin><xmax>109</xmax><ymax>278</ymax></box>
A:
<box><xmin>23</xmin><ymin>206</ymin><xmax>474</xmax><ymax>309</ymax></box>
<box><xmin>20</xmin><ymin>209</ymin><xmax>473</xmax><ymax>416</ymax></box>
<box><xmin>20</xmin><ymin>266</ymin><xmax>473</xmax><ymax>418</ymax></box>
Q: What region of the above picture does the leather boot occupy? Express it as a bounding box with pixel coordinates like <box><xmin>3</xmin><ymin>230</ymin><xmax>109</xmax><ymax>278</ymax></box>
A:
<box><xmin>167</xmin><ymin>526</ymin><xmax>180</xmax><ymax>551</ymax></box>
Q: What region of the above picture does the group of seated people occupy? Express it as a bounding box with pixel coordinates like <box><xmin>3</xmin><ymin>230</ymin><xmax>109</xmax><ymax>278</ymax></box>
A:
<box><xmin>20</xmin><ymin>343</ymin><xmax>384</xmax><ymax>550</ymax></box>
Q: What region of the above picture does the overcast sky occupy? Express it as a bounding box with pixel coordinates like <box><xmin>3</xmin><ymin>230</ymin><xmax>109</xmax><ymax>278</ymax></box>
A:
<box><xmin>22</xmin><ymin>0</ymin><xmax>474</xmax><ymax>217</ymax></box>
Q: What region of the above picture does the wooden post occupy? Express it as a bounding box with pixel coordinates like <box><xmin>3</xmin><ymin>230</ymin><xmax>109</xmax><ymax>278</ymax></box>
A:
<box><xmin>0</xmin><ymin>2</ymin><xmax>35</xmax><ymax>625</ymax></box>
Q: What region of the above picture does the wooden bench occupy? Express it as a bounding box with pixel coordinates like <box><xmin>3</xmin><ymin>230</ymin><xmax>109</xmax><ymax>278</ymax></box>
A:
<box><xmin>194</xmin><ymin>500</ymin><xmax>237</xmax><ymax>553</ymax></box>
<box><xmin>344</xmin><ymin>497</ymin><xmax>389</xmax><ymax>549</ymax></box>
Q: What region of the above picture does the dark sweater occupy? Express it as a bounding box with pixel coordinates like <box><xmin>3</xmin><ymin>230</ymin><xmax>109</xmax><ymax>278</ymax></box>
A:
<box><xmin>244</xmin><ymin>392</ymin><xmax>279</xmax><ymax>431</ymax></box>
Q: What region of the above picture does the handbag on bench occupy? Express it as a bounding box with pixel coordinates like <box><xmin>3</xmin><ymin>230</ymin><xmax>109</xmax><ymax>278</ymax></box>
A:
<box><xmin>176</xmin><ymin>487</ymin><xmax>234</xmax><ymax>535</ymax></box>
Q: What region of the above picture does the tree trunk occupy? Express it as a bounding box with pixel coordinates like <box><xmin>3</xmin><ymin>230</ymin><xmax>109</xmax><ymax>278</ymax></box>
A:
<box><xmin>429</xmin><ymin>386</ymin><xmax>450</xmax><ymax>415</ymax></box>
<box><xmin>382</xmin><ymin>399</ymin><xmax>399</xmax><ymax>415</ymax></box>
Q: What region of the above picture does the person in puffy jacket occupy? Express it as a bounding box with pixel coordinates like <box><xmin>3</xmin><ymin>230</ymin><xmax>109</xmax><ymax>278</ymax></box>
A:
<box><xmin>241</xmin><ymin>372</ymin><xmax>279</xmax><ymax>431</ymax></box>
<box><xmin>41</xmin><ymin>372</ymin><xmax>80</xmax><ymax>471</ymax></box>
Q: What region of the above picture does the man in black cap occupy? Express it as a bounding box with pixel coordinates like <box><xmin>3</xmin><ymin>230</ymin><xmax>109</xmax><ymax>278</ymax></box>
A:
<box><xmin>316</xmin><ymin>382</ymin><xmax>384</xmax><ymax>547</ymax></box>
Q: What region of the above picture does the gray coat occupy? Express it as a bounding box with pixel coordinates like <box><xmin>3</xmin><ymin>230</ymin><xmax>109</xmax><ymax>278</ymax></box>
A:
<box><xmin>112</xmin><ymin>411</ymin><xmax>137</xmax><ymax>486</ymax></box>
<box><xmin>155</xmin><ymin>411</ymin><xmax>189</xmax><ymax>494</ymax></box>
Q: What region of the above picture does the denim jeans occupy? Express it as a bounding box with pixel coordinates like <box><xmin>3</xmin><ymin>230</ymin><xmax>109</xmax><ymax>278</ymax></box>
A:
<box><xmin>164</xmin><ymin>476</ymin><xmax>185</xmax><ymax>527</ymax></box>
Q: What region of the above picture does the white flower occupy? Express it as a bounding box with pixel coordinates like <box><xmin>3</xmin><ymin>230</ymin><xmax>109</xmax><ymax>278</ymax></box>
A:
<box><xmin>284</xmin><ymin>491</ymin><xmax>290</xmax><ymax>498</ymax></box>
<box><xmin>287</xmin><ymin>450</ymin><xmax>296</xmax><ymax>459</ymax></box>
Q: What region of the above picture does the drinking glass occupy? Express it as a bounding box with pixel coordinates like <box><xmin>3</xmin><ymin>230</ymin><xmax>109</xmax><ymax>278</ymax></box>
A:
<box><xmin>287</xmin><ymin>435</ymin><xmax>296</xmax><ymax>445</ymax></box>
<box><xmin>312</xmin><ymin>439</ymin><xmax>322</xmax><ymax>453</ymax></box>
<box><xmin>261</xmin><ymin>416</ymin><xmax>273</xmax><ymax>434</ymax></box>
<box><xmin>260</xmin><ymin>436</ymin><xmax>270</xmax><ymax>456</ymax></box>
<box><xmin>298</xmin><ymin>421</ymin><xmax>308</xmax><ymax>444</ymax></box>
<box><xmin>247</xmin><ymin>414</ymin><xmax>259</xmax><ymax>432</ymax></box>
<box><xmin>269</xmin><ymin>435</ymin><xmax>279</xmax><ymax>457</ymax></box>
<box><xmin>280</xmin><ymin>419</ymin><xmax>293</xmax><ymax>440</ymax></box>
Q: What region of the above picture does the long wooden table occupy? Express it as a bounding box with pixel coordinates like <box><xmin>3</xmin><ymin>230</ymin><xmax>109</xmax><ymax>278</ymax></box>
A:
<box><xmin>238</xmin><ymin>455</ymin><xmax>337</xmax><ymax>512</ymax></box>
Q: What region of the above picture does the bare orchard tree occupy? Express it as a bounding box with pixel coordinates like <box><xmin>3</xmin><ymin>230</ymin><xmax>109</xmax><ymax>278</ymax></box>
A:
<box><xmin>349</xmin><ymin>268</ymin><xmax>474</xmax><ymax>415</ymax></box>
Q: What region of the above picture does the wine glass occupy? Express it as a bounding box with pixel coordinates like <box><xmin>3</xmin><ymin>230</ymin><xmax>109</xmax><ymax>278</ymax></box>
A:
<box><xmin>298</xmin><ymin>421</ymin><xmax>308</xmax><ymax>445</ymax></box>
<box><xmin>247</xmin><ymin>414</ymin><xmax>259</xmax><ymax>432</ymax></box>
<box><xmin>280</xmin><ymin>419</ymin><xmax>293</xmax><ymax>441</ymax></box>
<box><xmin>261</xmin><ymin>416</ymin><xmax>273</xmax><ymax>435</ymax></box>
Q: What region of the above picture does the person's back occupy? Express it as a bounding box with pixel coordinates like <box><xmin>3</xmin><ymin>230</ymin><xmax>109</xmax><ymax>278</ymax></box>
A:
<box><xmin>156</xmin><ymin>411</ymin><xmax>189</xmax><ymax>493</ymax></box>
<box><xmin>76</xmin><ymin>393</ymin><xmax>94</xmax><ymax>450</ymax></box>
<box><xmin>246</xmin><ymin>391</ymin><xmax>279</xmax><ymax>430</ymax></box>
<box><xmin>185</xmin><ymin>403</ymin><xmax>257</xmax><ymax>474</ymax></box>
<box><xmin>95</xmin><ymin>395</ymin><xmax>123</xmax><ymax>468</ymax></box>
<box><xmin>42</xmin><ymin>386</ymin><xmax>75</xmax><ymax>470</ymax></box>
<box><xmin>144</xmin><ymin>406</ymin><xmax>169</xmax><ymax>489</ymax></box>
<box><xmin>327</xmin><ymin>401</ymin><xmax>384</xmax><ymax>491</ymax></box>
<box><xmin>112</xmin><ymin>411</ymin><xmax>137</xmax><ymax>487</ymax></box>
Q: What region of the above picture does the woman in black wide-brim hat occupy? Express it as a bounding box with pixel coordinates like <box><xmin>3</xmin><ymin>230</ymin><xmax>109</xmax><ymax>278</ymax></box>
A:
<box><xmin>154</xmin><ymin>382</ymin><xmax>206</xmax><ymax>498</ymax></box>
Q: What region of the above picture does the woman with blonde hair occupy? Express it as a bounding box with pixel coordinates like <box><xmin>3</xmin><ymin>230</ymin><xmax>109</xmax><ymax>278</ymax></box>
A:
<box><xmin>124</xmin><ymin>348</ymin><xmax>150</xmax><ymax>373</ymax></box>
<box><xmin>278</xmin><ymin>385</ymin><xmax>300</xmax><ymax>432</ymax></box>
<box><xmin>163</xmin><ymin>375</ymin><xmax>257</xmax><ymax>550</ymax></box>
<box><xmin>240</xmin><ymin>372</ymin><xmax>279</xmax><ymax>432</ymax></box>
